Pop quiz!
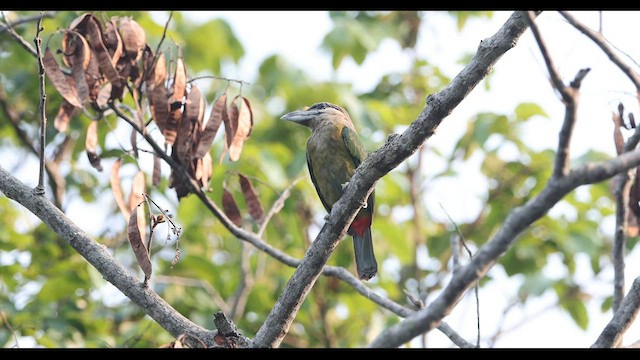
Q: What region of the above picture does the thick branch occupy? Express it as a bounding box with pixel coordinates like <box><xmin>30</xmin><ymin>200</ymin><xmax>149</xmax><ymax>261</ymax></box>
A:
<box><xmin>369</xmin><ymin>149</ymin><xmax>640</xmax><ymax>348</ymax></box>
<box><xmin>0</xmin><ymin>165</ymin><xmax>222</xmax><ymax>348</ymax></box>
<box><xmin>593</xmin><ymin>276</ymin><xmax>640</xmax><ymax>348</ymax></box>
<box><xmin>250</xmin><ymin>10</ymin><xmax>535</xmax><ymax>348</ymax></box>
<box><xmin>559</xmin><ymin>11</ymin><xmax>640</xmax><ymax>92</ymax></box>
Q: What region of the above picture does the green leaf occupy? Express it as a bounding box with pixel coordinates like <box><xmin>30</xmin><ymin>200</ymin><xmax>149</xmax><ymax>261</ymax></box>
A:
<box><xmin>601</xmin><ymin>296</ymin><xmax>613</xmax><ymax>313</ymax></box>
<box><xmin>515</xmin><ymin>102</ymin><xmax>548</xmax><ymax>122</ymax></box>
<box><xmin>566</xmin><ymin>300</ymin><xmax>589</xmax><ymax>330</ymax></box>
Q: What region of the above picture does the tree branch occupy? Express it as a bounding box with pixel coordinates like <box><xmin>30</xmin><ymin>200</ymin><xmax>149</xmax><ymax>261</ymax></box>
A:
<box><xmin>593</xmin><ymin>276</ymin><xmax>640</xmax><ymax>348</ymax></box>
<box><xmin>369</xmin><ymin>147</ymin><xmax>640</xmax><ymax>347</ymax></box>
<box><xmin>34</xmin><ymin>12</ymin><xmax>46</xmax><ymax>195</ymax></box>
<box><xmin>0</xmin><ymin>11</ymin><xmax>56</xmax><ymax>33</ymax></box>
<box><xmin>559</xmin><ymin>11</ymin><xmax>640</xmax><ymax>92</ymax></box>
<box><xmin>0</xmin><ymin>11</ymin><xmax>37</xmax><ymax>57</ymax></box>
<box><xmin>250</xmin><ymin>10</ymin><xmax>535</xmax><ymax>348</ymax></box>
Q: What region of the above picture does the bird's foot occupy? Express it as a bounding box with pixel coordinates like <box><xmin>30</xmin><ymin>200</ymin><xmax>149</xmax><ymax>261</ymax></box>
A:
<box><xmin>341</xmin><ymin>181</ymin><xmax>349</xmax><ymax>190</ymax></box>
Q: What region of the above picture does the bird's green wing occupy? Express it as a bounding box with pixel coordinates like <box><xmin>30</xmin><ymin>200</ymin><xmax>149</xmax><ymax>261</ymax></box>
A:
<box><xmin>342</xmin><ymin>126</ymin><xmax>375</xmax><ymax>213</ymax></box>
<box><xmin>342</xmin><ymin>126</ymin><xmax>367</xmax><ymax>167</ymax></box>
<box><xmin>307</xmin><ymin>150</ymin><xmax>333</xmax><ymax>212</ymax></box>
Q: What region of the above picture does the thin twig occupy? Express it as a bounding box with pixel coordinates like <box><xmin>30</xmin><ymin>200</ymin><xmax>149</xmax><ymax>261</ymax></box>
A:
<box><xmin>524</xmin><ymin>11</ymin><xmax>567</xmax><ymax>101</ymax></box>
<box><xmin>0</xmin><ymin>11</ymin><xmax>56</xmax><ymax>33</ymax></box>
<box><xmin>154</xmin><ymin>275</ymin><xmax>230</xmax><ymax>314</ymax></box>
<box><xmin>230</xmin><ymin>241</ymin><xmax>255</xmax><ymax>322</ymax></box>
<box><xmin>154</xmin><ymin>11</ymin><xmax>173</xmax><ymax>62</ymax></box>
<box><xmin>559</xmin><ymin>11</ymin><xmax>640</xmax><ymax>91</ymax></box>
<box><xmin>34</xmin><ymin>12</ymin><xmax>46</xmax><ymax>195</ymax></box>
<box><xmin>525</xmin><ymin>11</ymin><xmax>591</xmax><ymax>179</ymax></box>
<box><xmin>188</xmin><ymin>75</ymin><xmax>251</xmax><ymax>86</ymax></box>
<box><xmin>0</xmin><ymin>310</ymin><xmax>20</xmax><ymax>348</ymax></box>
<box><xmin>440</xmin><ymin>203</ymin><xmax>480</xmax><ymax>347</ymax></box>
<box><xmin>257</xmin><ymin>177</ymin><xmax>302</xmax><ymax>237</ymax></box>
<box><xmin>1</xmin><ymin>11</ymin><xmax>37</xmax><ymax>56</ymax></box>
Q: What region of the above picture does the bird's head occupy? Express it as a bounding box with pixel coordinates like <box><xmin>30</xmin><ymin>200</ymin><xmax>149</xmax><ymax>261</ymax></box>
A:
<box><xmin>280</xmin><ymin>102</ymin><xmax>353</xmax><ymax>130</ymax></box>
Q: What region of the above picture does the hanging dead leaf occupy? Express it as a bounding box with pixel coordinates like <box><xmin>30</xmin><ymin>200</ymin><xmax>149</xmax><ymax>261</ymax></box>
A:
<box><xmin>110</xmin><ymin>158</ymin><xmax>131</xmax><ymax>220</ymax></box>
<box><xmin>95</xmin><ymin>83</ymin><xmax>112</xmax><ymax>109</ymax></box>
<box><xmin>104</xmin><ymin>19</ymin><xmax>123</xmax><ymax>66</ymax></box>
<box><xmin>200</xmin><ymin>152</ymin><xmax>212</xmax><ymax>190</ymax></box>
<box><xmin>62</xmin><ymin>31</ymin><xmax>91</xmax><ymax>70</ymax></box>
<box><xmin>222</xmin><ymin>186</ymin><xmax>242</xmax><ymax>227</ymax></box>
<box><xmin>239</xmin><ymin>174</ymin><xmax>264</xmax><ymax>222</ymax></box>
<box><xmin>613</xmin><ymin>110</ymin><xmax>624</xmax><ymax>155</ymax></box>
<box><xmin>175</xmin><ymin>85</ymin><xmax>204</xmax><ymax>163</ymax></box>
<box><xmin>629</xmin><ymin>169</ymin><xmax>640</xmax><ymax>219</ymax></box>
<box><xmin>43</xmin><ymin>48</ymin><xmax>82</xmax><ymax>108</ymax></box>
<box><xmin>150</xmin><ymin>85</ymin><xmax>170</xmax><ymax>138</ymax></box>
<box><xmin>225</xmin><ymin>94</ymin><xmax>238</xmax><ymax>149</ymax></box>
<box><xmin>194</xmin><ymin>90</ymin><xmax>226</xmax><ymax>159</ymax></box>
<box><xmin>128</xmin><ymin>205</ymin><xmax>152</xmax><ymax>281</ymax></box>
<box><xmin>85</xmin><ymin>120</ymin><xmax>103</xmax><ymax>171</ymax></box>
<box><xmin>68</xmin><ymin>12</ymin><xmax>92</xmax><ymax>34</ymax></box>
<box><xmin>242</xmin><ymin>96</ymin><xmax>254</xmax><ymax>138</ymax></box>
<box><xmin>67</xmin><ymin>34</ymin><xmax>90</xmax><ymax>106</ymax></box>
<box><xmin>128</xmin><ymin>170</ymin><xmax>146</xmax><ymax>212</ymax></box>
<box><xmin>171</xmin><ymin>54</ymin><xmax>187</xmax><ymax>104</ymax></box>
<box><xmin>153</xmin><ymin>154</ymin><xmax>162</xmax><ymax>187</ymax></box>
<box><xmin>85</xmin><ymin>15</ymin><xmax>124</xmax><ymax>101</ymax></box>
<box><xmin>165</xmin><ymin>54</ymin><xmax>187</xmax><ymax>146</ymax></box>
<box><xmin>152</xmin><ymin>51</ymin><xmax>166</xmax><ymax>88</ymax></box>
<box><xmin>54</xmin><ymin>100</ymin><xmax>78</xmax><ymax>133</ymax></box>
<box><xmin>229</xmin><ymin>95</ymin><xmax>253</xmax><ymax>161</ymax></box>
<box><xmin>119</xmin><ymin>17</ymin><xmax>146</xmax><ymax>62</ymax></box>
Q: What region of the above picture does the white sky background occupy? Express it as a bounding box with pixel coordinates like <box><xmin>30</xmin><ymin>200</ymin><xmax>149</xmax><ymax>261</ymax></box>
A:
<box><xmin>180</xmin><ymin>10</ymin><xmax>640</xmax><ymax>348</ymax></box>
<box><xmin>5</xmin><ymin>10</ymin><xmax>640</xmax><ymax>348</ymax></box>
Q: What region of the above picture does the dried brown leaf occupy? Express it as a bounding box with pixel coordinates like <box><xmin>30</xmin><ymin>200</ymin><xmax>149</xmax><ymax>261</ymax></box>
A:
<box><xmin>222</xmin><ymin>186</ymin><xmax>242</xmax><ymax>227</ymax></box>
<box><xmin>68</xmin><ymin>13</ymin><xmax>92</xmax><ymax>33</ymax></box>
<box><xmin>85</xmin><ymin>16</ymin><xmax>124</xmax><ymax>101</ymax></box>
<box><xmin>175</xmin><ymin>85</ymin><xmax>204</xmax><ymax>163</ymax></box>
<box><xmin>150</xmin><ymin>85</ymin><xmax>170</xmax><ymax>138</ymax></box>
<box><xmin>194</xmin><ymin>90</ymin><xmax>226</xmax><ymax>159</ymax></box>
<box><xmin>200</xmin><ymin>152</ymin><xmax>212</xmax><ymax>191</ymax></box>
<box><xmin>239</xmin><ymin>174</ymin><xmax>264</xmax><ymax>222</ymax></box>
<box><xmin>128</xmin><ymin>205</ymin><xmax>152</xmax><ymax>280</ymax></box>
<box><xmin>153</xmin><ymin>51</ymin><xmax>166</xmax><ymax>88</ymax></box>
<box><xmin>68</xmin><ymin>35</ymin><xmax>90</xmax><ymax>106</ymax></box>
<box><xmin>613</xmin><ymin>111</ymin><xmax>624</xmax><ymax>155</ymax></box>
<box><xmin>225</xmin><ymin>93</ymin><xmax>238</xmax><ymax>150</ymax></box>
<box><xmin>119</xmin><ymin>17</ymin><xmax>146</xmax><ymax>62</ymax></box>
<box><xmin>242</xmin><ymin>96</ymin><xmax>254</xmax><ymax>138</ymax></box>
<box><xmin>104</xmin><ymin>19</ymin><xmax>123</xmax><ymax>66</ymax></box>
<box><xmin>128</xmin><ymin>170</ymin><xmax>146</xmax><ymax>212</ymax></box>
<box><xmin>95</xmin><ymin>83</ymin><xmax>112</xmax><ymax>109</ymax></box>
<box><xmin>62</xmin><ymin>31</ymin><xmax>91</xmax><ymax>70</ymax></box>
<box><xmin>43</xmin><ymin>48</ymin><xmax>82</xmax><ymax>108</ymax></box>
<box><xmin>229</xmin><ymin>95</ymin><xmax>253</xmax><ymax>161</ymax></box>
<box><xmin>54</xmin><ymin>100</ymin><xmax>77</xmax><ymax>133</ymax></box>
<box><xmin>85</xmin><ymin>120</ymin><xmax>103</xmax><ymax>171</ymax></box>
<box><xmin>172</xmin><ymin>55</ymin><xmax>187</xmax><ymax>104</ymax></box>
<box><xmin>110</xmin><ymin>158</ymin><xmax>130</xmax><ymax>220</ymax></box>
<box><xmin>153</xmin><ymin>154</ymin><xmax>161</xmax><ymax>187</ymax></box>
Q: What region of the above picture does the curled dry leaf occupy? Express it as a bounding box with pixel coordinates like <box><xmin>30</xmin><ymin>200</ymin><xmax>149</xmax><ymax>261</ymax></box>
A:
<box><xmin>225</xmin><ymin>94</ymin><xmax>238</xmax><ymax>150</ymax></box>
<box><xmin>104</xmin><ymin>19</ymin><xmax>123</xmax><ymax>67</ymax></box>
<box><xmin>153</xmin><ymin>154</ymin><xmax>161</xmax><ymax>187</ymax></box>
<box><xmin>222</xmin><ymin>186</ymin><xmax>242</xmax><ymax>227</ymax></box>
<box><xmin>62</xmin><ymin>31</ymin><xmax>91</xmax><ymax>70</ymax></box>
<box><xmin>85</xmin><ymin>15</ymin><xmax>124</xmax><ymax>101</ymax></box>
<box><xmin>43</xmin><ymin>48</ymin><xmax>82</xmax><ymax>108</ymax></box>
<box><xmin>229</xmin><ymin>96</ymin><xmax>253</xmax><ymax>161</ymax></box>
<box><xmin>95</xmin><ymin>83</ymin><xmax>112</xmax><ymax>109</ymax></box>
<box><xmin>200</xmin><ymin>152</ymin><xmax>213</xmax><ymax>190</ymax></box>
<box><xmin>128</xmin><ymin>170</ymin><xmax>146</xmax><ymax>212</ymax></box>
<box><xmin>54</xmin><ymin>100</ymin><xmax>78</xmax><ymax>133</ymax></box>
<box><xmin>128</xmin><ymin>205</ymin><xmax>152</xmax><ymax>281</ymax></box>
<box><xmin>613</xmin><ymin>109</ymin><xmax>624</xmax><ymax>155</ymax></box>
<box><xmin>119</xmin><ymin>17</ymin><xmax>146</xmax><ymax>62</ymax></box>
<box><xmin>194</xmin><ymin>90</ymin><xmax>226</xmax><ymax>159</ymax></box>
<box><xmin>175</xmin><ymin>85</ymin><xmax>203</xmax><ymax>163</ymax></box>
<box><xmin>110</xmin><ymin>158</ymin><xmax>131</xmax><ymax>220</ymax></box>
<box><xmin>239</xmin><ymin>174</ymin><xmax>264</xmax><ymax>222</ymax></box>
<box><xmin>165</xmin><ymin>55</ymin><xmax>187</xmax><ymax>145</ymax></box>
<box><xmin>85</xmin><ymin>120</ymin><xmax>103</xmax><ymax>171</ymax></box>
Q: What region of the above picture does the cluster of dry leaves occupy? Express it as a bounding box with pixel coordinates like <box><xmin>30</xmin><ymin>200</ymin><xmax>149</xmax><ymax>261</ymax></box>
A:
<box><xmin>611</xmin><ymin>103</ymin><xmax>640</xmax><ymax>236</ymax></box>
<box><xmin>43</xmin><ymin>13</ymin><xmax>263</xmax><ymax>284</ymax></box>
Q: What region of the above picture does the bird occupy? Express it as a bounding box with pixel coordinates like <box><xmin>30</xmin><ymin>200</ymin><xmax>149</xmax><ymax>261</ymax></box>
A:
<box><xmin>281</xmin><ymin>102</ymin><xmax>378</xmax><ymax>280</ymax></box>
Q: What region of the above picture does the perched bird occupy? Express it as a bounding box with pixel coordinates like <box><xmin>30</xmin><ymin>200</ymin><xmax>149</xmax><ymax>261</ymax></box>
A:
<box><xmin>281</xmin><ymin>102</ymin><xmax>378</xmax><ymax>280</ymax></box>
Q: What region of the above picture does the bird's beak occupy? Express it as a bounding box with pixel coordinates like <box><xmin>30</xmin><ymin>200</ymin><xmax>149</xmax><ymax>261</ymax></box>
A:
<box><xmin>280</xmin><ymin>109</ymin><xmax>320</xmax><ymax>126</ymax></box>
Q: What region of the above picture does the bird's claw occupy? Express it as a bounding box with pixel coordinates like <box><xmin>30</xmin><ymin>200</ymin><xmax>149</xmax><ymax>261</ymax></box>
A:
<box><xmin>341</xmin><ymin>181</ymin><xmax>349</xmax><ymax>190</ymax></box>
